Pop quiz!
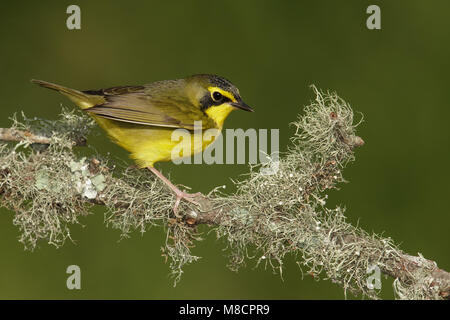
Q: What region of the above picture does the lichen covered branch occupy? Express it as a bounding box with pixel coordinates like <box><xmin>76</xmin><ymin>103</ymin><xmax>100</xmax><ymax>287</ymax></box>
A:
<box><xmin>0</xmin><ymin>87</ymin><xmax>448</xmax><ymax>299</ymax></box>
<box><xmin>0</xmin><ymin>128</ymin><xmax>52</xmax><ymax>145</ymax></box>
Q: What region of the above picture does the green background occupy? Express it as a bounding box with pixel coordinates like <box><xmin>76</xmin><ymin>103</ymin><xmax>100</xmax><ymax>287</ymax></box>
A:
<box><xmin>0</xmin><ymin>0</ymin><xmax>449</xmax><ymax>299</ymax></box>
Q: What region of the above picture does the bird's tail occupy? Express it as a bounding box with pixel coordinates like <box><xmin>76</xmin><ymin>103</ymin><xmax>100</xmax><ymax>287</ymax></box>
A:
<box><xmin>31</xmin><ymin>79</ymin><xmax>104</xmax><ymax>109</ymax></box>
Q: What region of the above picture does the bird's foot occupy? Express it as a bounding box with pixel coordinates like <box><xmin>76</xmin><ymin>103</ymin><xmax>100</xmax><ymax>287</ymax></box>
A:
<box><xmin>147</xmin><ymin>166</ymin><xmax>202</xmax><ymax>217</ymax></box>
<box><xmin>173</xmin><ymin>190</ymin><xmax>202</xmax><ymax>217</ymax></box>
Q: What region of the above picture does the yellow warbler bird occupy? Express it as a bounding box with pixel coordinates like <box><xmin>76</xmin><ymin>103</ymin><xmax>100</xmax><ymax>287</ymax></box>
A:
<box><xmin>31</xmin><ymin>74</ymin><xmax>253</xmax><ymax>212</ymax></box>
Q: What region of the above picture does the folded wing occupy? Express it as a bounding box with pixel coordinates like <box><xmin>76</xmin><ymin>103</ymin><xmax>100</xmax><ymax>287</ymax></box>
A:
<box><xmin>84</xmin><ymin>83</ymin><xmax>210</xmax><ymax>130</ymax></box>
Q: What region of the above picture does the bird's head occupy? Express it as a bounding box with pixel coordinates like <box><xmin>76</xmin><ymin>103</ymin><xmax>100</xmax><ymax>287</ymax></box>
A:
<box><xmin>186</xmin><ymin>74</ymin><xmax>253</xmax><ymax>128</ymax></box>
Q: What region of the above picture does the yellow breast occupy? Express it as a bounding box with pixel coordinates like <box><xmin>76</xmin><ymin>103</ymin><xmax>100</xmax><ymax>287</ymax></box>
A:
<box><xmin>93</xmin><ymin>116</ymin><xmax>222</xmax><ymax>168</ymax></box>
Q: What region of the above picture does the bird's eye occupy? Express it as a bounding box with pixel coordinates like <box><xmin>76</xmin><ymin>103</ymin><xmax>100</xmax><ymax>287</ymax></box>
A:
<box><xmin>212</xmin><ymin>91</ymin><xmax>223</xmax><ymax>102</ymax></box>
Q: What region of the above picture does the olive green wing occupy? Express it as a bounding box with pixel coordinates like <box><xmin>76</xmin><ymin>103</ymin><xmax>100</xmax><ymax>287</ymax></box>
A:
<box><xmin>84</xmin><ymin>83</ymin><xmax>211</xmax><ymax>130</ymax></box>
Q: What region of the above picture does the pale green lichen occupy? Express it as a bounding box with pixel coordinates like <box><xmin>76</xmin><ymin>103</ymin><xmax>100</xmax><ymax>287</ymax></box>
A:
<box><xmin>69</xmin><ymin>157</ymin><xmax>106</xmax><ymax>199</ymax></box>
<box><xmin>0</xmin><ymin>110</ymin><xmax>95</xmax><ymax>248</ymax></box>
<box><xmin>34</xmin><ymin>169</ymin><xmax>50</xmax><ymax>191</ymax></box>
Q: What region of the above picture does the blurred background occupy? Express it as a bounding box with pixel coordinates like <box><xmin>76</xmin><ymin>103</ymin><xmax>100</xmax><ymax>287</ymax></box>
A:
<box><xmin>0</xmin><ymin>0</ymin><xmax>449</xmax><ymax>299</ymax></box>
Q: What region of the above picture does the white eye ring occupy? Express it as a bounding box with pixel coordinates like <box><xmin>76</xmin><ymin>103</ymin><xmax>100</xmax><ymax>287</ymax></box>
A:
<box><xmin>212</xmin><ymin>91</ymin><xmax>223</xmax><ymax>101</ymax></box>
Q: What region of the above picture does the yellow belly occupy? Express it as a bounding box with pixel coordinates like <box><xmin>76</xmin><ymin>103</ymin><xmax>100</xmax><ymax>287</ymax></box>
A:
<box><xmin>93</xmin><ymin>117</ymin><xmax>218</xmax><ymax>167</ymax></box>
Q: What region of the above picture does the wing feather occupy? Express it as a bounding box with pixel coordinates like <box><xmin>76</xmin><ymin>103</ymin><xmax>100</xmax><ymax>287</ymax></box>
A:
<box><xmin>84</xmin><ymin>81</ymin><xmax>211</xmax><ymax>130</ymax></box>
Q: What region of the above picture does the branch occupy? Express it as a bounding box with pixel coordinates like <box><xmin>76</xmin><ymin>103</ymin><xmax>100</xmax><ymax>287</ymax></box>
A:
<box><xmin>0</xmin><ymin>110</ymin><xmax>93</xmax><ymax>148</ymax></box>
<box><xmin>0</xmin><ymin>88</ymin><xmax>448</xmax><ymax>299</ymax></box>
<box><xmin>0</xmin><ymin>128</ymin><xmax>53</xmax><ymax>144</ymax></box>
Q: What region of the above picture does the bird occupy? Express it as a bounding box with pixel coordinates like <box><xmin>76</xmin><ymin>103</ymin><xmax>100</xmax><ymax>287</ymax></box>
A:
<box><xmin>31</xmin><ymin>74</ymin><xmax>253</xmax><ymax>213</ymax></box>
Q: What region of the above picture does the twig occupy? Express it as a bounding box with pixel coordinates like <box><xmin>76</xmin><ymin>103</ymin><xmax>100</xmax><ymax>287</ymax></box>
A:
<box><xmin>0</xmin><ymin>128</ymin><xmax>87</xmax><ymax>146</ymax></box>
<box><xmin>0</xmin><ymin>128</ymin><xmax>51</xmax><ymax>144</ymax></box>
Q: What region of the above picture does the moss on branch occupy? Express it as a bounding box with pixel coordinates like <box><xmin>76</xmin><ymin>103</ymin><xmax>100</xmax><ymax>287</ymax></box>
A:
<box><xmin>0</xmin><ymin>87</ymin><xmax>448</xmax><ymax>299</ymax></box>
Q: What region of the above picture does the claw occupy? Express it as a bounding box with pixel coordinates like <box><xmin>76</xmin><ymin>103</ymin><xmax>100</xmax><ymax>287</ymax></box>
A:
<box><xmin>173</xmin><ymin>191</ymin><xmax>201</xmax><ymax>216</ymax></box>
<box><xmin>147</xmin><ymin>166</ymin><xmax>201</xmax><ymax>216</ymax></box>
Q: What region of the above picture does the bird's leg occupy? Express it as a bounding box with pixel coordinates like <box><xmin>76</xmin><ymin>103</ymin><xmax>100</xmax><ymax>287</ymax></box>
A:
<box><xmin>147</xmin><ymin>166</ymin><xmax>201</xmax><ymax>215</ymax></box>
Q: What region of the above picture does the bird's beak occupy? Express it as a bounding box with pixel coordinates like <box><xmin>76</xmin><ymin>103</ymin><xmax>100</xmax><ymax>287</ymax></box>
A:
<box><xmin>230</xmin><ymin>101</ymin><xmax>254</xmax><ymax>112</ymax></box>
